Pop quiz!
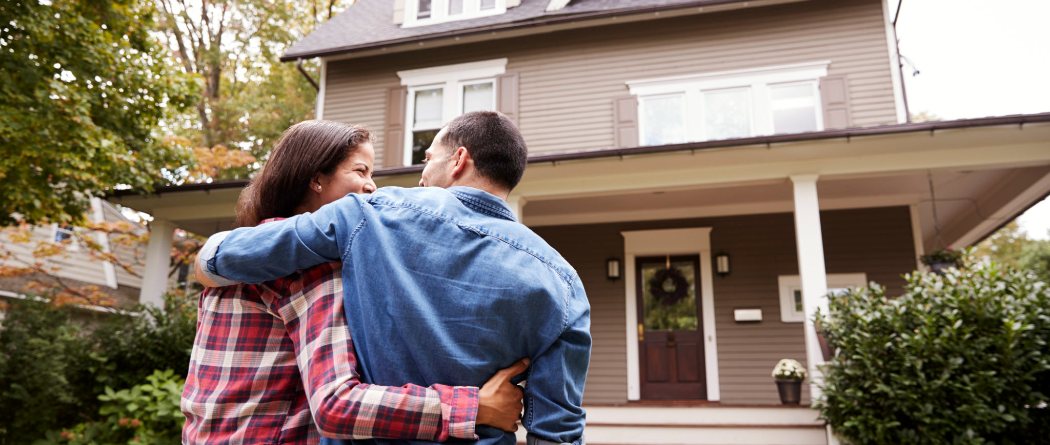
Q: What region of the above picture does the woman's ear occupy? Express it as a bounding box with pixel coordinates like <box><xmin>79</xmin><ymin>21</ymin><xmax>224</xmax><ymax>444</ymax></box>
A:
<box><xmin>309</xmin><ymin>174</ymin><xmax>324</xmax><ymax>193</ymax></box>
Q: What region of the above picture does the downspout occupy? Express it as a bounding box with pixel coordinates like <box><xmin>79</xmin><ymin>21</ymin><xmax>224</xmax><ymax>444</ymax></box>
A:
<box><xmin>296</xmin><ymin>58</ymin><xmax>320</xmax><ymax>91</ymax></box>
<box><xmin>892</xmin><ymin>0</ymin><xmax>912</xmax><ymax>122</ymax></box>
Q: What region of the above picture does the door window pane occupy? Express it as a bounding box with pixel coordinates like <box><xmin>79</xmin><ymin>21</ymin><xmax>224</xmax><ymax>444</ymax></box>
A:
<box><xmin>481</xmin><ymin>0</ymin><xmax>497</xmax><ymax>10</ymax></box>
<box><xmin>417</xmin><ymin>0</ymin><xmax>432</xmax><ymax>18</ymax></box>
<box><xmin>641</xmin><ymin>94</ymin><xmax>687</xmax><ymax>146</ymax></box>
<box><xmin>462</xmin><ymin>82</ymin><xmax>494</xmax><ymax>113</ymax></box>
<box><xmin>703</xmin><ymin>87</ymin><xmax>751</xmax><ymax>140</ymax></box>
<box><xmin>640</xmin><ymin>258</ymin><xmax>698</xmax><ymax>331</ymax></box>
<box><xmin>413</xmin><ymin>88</ymin><xmax>443</xmax><ymax>128</ymax></box>
<box><xmin>449</xmin><ymin>0</ymin><xmax>465</xmax><ymax>15</ymax></box>
<box><xmin>771</xmin><ymin>82</ymin><xmax>818</xmax><ymax>134</ymax></box>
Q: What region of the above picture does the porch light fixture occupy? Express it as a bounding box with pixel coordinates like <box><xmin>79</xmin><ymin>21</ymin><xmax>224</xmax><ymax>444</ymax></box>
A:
<box><xmin>606</xmin><ymin>257</ymin><xmax>622</xmax><ymax>280</ymax></box>
<box><xmin>716</xmin><ymin>252</ymin><xmax>731</xmax><ymax>277</ymax></box>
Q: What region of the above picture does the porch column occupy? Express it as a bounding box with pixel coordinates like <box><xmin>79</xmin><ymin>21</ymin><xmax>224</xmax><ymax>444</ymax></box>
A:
<box><xmin>507</xmin><ymin>195</ymin><xmax>527</xmax><ymax>221</ymax></box>
<box><xmin>139</xmin><ymin>219</ymin><xmax>175</xmax><ymax>309</ymax></box>
<box><xmin>790</xmin><ymin>175</ymin><xmax>829</xmax><ymax>402</ymax></box>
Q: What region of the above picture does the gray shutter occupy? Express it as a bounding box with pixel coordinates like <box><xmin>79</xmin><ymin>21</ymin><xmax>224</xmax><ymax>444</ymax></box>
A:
<box><xmin>614</xmin><ymin>96</ymin><xmax>639</xmax><ymax>148</ymax></box>
<box><xmin>496</xmin><ymin>73</ymin><xmax>520</xmax><ymax>124</ymax></box>
<box><xmin>819</xmin><ymin>75</ymin><xmax>850</xmax><ymax>130</ymax></box>
<box><xmin>384</xmin><ymin>86</ymin><xmax>407</xmax><ymax>168</ymax></box>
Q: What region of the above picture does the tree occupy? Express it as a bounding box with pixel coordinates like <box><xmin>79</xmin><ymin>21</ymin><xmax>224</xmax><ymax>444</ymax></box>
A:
<box><xmin>0</xmin><ymin>0</ymin><xmax>196</xmax><ymax>225</ymax></box>
<box><xmin>975</xmin><ymin>221</ymin><xmax>1050</xmax><ymax>282</ymax></box>
<box><xmin>155</xmin><ymin>0</ymin><xmax>351</xmax><ymax>182</ymax></box>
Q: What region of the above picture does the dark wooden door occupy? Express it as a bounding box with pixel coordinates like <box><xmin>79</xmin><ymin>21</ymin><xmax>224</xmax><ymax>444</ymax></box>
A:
<box><xmin>637</xmin><ymin>255</ymin><xmax>706</xmax><ymax>400</ymax></box>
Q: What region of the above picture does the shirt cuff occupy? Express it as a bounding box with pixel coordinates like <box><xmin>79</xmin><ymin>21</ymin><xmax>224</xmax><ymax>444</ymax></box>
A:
<box><xmin>196</xmin><ymin>231</ymin><xmax>239</xmax><ymax>287</ymax></box>
<box><xmin>435</xmin><ymin>385</ymin><xmax>479</xmax><ymax>440</ymax></box>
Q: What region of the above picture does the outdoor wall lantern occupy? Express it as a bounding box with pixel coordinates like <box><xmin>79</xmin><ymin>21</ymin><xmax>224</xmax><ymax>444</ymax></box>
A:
<box><xmin>715</xmin><ymin>252</ymin><xmax>731</xmax><ymax>277</ymax></box>
<box><xmin>606</xmin><ymin>257</ymin><xmax>622</xmax><ymax>280</ymax></box>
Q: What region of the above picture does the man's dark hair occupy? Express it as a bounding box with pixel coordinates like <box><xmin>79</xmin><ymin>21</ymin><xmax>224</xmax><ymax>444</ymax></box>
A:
<box><xmin>440</xmin><ymin>111</ymin><xmax>527</xmax><ymax>190</ymax></box>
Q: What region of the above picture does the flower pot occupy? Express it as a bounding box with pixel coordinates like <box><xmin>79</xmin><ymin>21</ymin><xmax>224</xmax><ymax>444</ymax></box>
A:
<box><xmin>775</xmin><ymin>379</ymin><xmax>802</xmax><ymax>405</ymax></box>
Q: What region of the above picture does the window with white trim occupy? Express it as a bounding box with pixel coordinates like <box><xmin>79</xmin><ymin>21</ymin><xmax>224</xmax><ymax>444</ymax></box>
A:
<box><xmin>405</xmin><ymin>0</ymin><xmax>507</xmax><ymax>27</ymax></box>
<box><xmin>778</xmin><ymin>273</ymin><xmax>867</xmax><ymax>323</ymax></box>
<box><xmin>630</xmin><ymin>62</ymin><xmax>829</xmax><ymax>146</ymax></box>
<box><xmin>398</xmin><ymin>59</ymin><xmax>505</xmax><ymax>165</ymax></box>
<box><xmin>52</xmin><ymin>224</ymin><xmax>80</xmax><ymax>251</ymax></box>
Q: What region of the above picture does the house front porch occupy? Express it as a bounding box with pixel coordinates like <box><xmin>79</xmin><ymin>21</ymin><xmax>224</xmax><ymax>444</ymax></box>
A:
<box><xmin>515</xmin><ymin>404</ymin><xmax>826</xmax><ymax>445</ymax></box>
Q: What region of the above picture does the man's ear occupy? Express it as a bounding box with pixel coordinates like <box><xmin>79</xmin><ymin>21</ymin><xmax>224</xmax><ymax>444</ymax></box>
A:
<box><xmin>449</xmin><ymin>146</ymin><xmax>471</xmax><ymax>179</ymax></box>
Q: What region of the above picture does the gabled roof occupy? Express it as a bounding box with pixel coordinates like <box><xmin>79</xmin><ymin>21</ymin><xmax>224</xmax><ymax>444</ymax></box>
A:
<box><xmin>282</xmin><ymin>0</ymin><xmax>773</xmax><ymax>61</ymax></box>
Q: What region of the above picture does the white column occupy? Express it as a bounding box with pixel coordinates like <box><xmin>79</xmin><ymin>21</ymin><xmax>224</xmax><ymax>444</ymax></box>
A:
<box><xmin>790</xmin><ymin>175</ymin><xmax>829</xmax><ymax>402</ymax></box>
<box><xmin>139</xmin><ymin>219</ymin><xmax>175</xmax><ymax>309</ymax></box>
<box><xmin>507</xmin><ymin>195</ymin><xmax>527</xmax><ymax>222</ymax></box>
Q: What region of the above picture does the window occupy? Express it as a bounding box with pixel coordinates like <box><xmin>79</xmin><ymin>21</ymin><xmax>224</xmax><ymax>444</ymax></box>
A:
<box><xmin>405</xmin><ymin>0</ymin><xmax>507</xmax><ymax>27</ymax></box>
<box><xmin>629</xmin><ymin>62</ymin><xmax>829</xmax><ymax>146</ymax></box>
<box><xmin>777</xmin><ymin>273</ymin><xmax>867</xmax><ymax>323</ymax></box>
<box><xmin>398</xmin><ymin>59</ymin><xmax>506</xmax><ymax>165</ymax></box>
<box><xmin>52</xmin><ymin>224</ymin><xmax>80</xmax><ymax>251</ymax></box>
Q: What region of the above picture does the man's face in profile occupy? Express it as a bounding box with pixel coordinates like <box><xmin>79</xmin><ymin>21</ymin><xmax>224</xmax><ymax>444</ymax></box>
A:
<box><xmin>419</xmin><ymin>127</ymin><xmax>455</xmax><ymax>188</ymax></box>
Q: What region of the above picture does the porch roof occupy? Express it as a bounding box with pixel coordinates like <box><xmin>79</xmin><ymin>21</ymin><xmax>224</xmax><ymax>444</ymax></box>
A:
<box><xmin>108</xmin><ymin>113</ymin><xmax>1050</xmax><ymax>248</ymax></box>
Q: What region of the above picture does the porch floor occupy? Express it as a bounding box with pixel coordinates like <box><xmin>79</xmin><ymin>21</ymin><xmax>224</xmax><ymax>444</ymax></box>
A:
<box><xmin>516</xmin><ymin>405</ymin><xmax>827</xmax><ymax>445</ymax></box>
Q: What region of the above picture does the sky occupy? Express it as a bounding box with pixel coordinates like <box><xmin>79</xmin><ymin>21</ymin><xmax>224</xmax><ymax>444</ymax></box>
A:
<box><xmin>894</xmin><ymin>0</ymin><xmax>1050</xmax><ymax>239</ymax></box>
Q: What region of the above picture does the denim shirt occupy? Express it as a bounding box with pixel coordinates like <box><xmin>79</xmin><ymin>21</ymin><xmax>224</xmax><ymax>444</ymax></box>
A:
<box><xmin>199</xmin><ymin>186</ymin><xmax>590</xmax><ymax>445</ymax></box>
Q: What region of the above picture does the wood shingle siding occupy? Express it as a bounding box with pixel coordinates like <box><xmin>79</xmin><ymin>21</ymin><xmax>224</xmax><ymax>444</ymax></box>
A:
<box><xmin>323</xmin><ymin>0</ymin><xmax>897</xmax><ymax>167</ymax></box>
<box><xmin>534</xmin><ymin>206</ymin><xmax>916</xmax><ymax>405</ymax></box>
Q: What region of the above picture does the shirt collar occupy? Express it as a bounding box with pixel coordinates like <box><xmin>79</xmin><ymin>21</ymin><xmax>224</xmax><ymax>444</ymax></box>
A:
<box><xmin>448</xmin><ymin>186</ymin><xmax>517</xmax><ymax>222</ymax></box>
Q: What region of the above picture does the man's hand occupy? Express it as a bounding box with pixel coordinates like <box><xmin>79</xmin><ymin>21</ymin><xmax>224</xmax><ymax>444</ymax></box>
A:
<box><xmin>476</xmin><ymin>358</ymin><xmax>529</xmax><ymax>432</ymax></box>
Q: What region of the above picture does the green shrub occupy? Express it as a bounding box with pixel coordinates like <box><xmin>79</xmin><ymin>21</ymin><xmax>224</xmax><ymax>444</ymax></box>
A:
<box><xmin>35</xmin><ymin>370</ymin><xmax>185</xmax><ymax>445</ymax></box>
<box><xmin>0</xmin><ymin>294</ymin><xmax>196</xmax><ymax>443</ymax></box>
<box><xmin>0</xmin><ymin>300</ymin><xmax>97</xmax><ymax>444</ymax></box>
<box><xmin>817</xmin><ymin>260</ymin><xmax>1050</xmax><ymax>444</ymax></box>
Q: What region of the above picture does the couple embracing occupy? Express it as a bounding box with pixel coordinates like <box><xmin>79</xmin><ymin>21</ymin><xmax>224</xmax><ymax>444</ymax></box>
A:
<box><xmin>182</xmin><ymin>111</ymin><xmax>590</xmax><ymax>445</ymax></box>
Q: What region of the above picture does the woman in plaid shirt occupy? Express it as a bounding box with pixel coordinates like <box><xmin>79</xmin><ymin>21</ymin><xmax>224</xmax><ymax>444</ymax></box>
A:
<box><xmin>182</xmin><ymin>121</ymin><xmax>526</xmax><ymax>444</ymax></box>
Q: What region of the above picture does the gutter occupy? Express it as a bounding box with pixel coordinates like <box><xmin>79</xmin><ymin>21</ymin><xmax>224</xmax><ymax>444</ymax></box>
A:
<box><xmin>279</xmin><ymin>0</ymin><xmax>778</xmax><ymax>62</ymax></box>
<box><xmin>112</xmin><ymin>112</ymin><xmax>1050</xmax><ymax>197</ymax></box>
<box><xmin>296</xmin><ymin>59</ymin><xmax>320</xmax><ymax>91</ymax></box>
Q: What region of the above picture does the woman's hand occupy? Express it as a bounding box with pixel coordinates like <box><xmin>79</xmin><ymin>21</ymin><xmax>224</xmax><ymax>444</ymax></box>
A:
<box><xmin>476</xmin><ymin>358</ymin><xmax>529</xmax><ymax>432</ymax></box>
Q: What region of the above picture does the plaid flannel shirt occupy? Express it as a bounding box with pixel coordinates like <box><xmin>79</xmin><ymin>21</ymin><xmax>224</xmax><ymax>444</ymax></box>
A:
<box><xmin>182</xmin><ymin>260</ymin><xmax>480</xmax><ymax>444</ymax></box>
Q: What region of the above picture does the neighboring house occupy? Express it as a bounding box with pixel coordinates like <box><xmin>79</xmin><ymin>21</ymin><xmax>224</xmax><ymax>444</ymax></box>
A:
<box><xmin>110</xmin><ymin>0</ymin><xmax>1050</xmax><ymax>443</ymax></box>
<box><xmin>0</xmin><ymin>198</ymin><xmax>146</xmax><ymax>313</ymax></box>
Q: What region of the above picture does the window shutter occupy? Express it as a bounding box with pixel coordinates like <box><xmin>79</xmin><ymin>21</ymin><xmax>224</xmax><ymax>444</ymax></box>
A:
<box><xmin>384</xmin><ymin>86</ymin><xmax>408</xmax><ymax>168</ymax></box>
<box><xmin>496</xmin><ymin>73</ymin><xmax>520</xmax><ymax>124</ymax></box>
<box><xmin>614</xmin><ymin>95</ymin><xmax>639</xmax><ymax>148</ymax></box>
<box><xmin>819</xmin><ymin>75</ymin><xmax>850</xmax><ymax>130</ymax></box>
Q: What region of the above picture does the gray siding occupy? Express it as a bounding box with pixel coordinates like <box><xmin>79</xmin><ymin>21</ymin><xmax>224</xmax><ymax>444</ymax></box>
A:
<box><xmin>533</xmin><ymin>206</ymin><xmax>916</xmax><ymax>405</ymax></box>
<box><xmin>323</xmin><ymin>0</ymin><xmax>897</xmax><ymax>167</ymax></box>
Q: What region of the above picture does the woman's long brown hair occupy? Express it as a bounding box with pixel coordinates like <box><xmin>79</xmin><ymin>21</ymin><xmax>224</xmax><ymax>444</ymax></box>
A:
<box><xmin>235</xmin><ymin>120</ymin><xmax>372</xmax><ymax>227</ymax></box>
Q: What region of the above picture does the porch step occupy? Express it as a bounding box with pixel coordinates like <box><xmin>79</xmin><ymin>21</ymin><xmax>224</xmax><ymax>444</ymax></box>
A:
<box><xmin>515</xmin><ymin>406</ymin><xmax>828</xmax><ymax>445</ymax></box>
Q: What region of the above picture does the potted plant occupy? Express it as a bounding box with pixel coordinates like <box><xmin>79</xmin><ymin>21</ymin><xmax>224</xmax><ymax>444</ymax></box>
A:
<box><xmin>920</xmin><ymin>248</ymin><xmax>963</xmax><ymax>274</ymax></box>
<box><xmin>772</xmin><ymin>358</ymin><xmax>806</xmax><ymax>405</ymax></box>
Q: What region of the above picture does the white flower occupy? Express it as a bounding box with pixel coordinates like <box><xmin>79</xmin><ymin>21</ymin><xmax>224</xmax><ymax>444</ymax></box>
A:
<box><xmin>772</xmin><ymin>358</ymin><xmax>807</xmax><ymax>380</ymax></box>
<box><xmin>59</xmin><ymin>69</ymin><xmax>76</xmax><ymax>83</ymax></box>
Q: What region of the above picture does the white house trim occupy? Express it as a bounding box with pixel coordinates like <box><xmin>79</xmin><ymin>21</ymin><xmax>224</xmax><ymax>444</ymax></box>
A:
<box><xmin>778</xmin><ymin>273</ymin><xmax>867</xmax><ymax>323</ymax></box>
<box><xmin>316</xmin><ymin>59</ymin><xmax>327</xmax><ymax>120</ymax></box>
<box><xmin>621</xmin><ymin>228</ymin><xmax>719</xmax><ymax>401</ymax></box>
<box><xmin>90</xmin><ymin>198</ymin><xmax>119</xmax><ymax>289</ymax></box>
<box><xmin>627</xmin><ymin>61</ymin><xmax>830</xmax><ymax>96</ymax></box>
<box><xmin>546</xmin><ymin>0</ymin><xmax>571</xmax><ymax>11</ymax></box>
<box><xmin>882</xmin><ymin>0</ymin><xmax>908</xmax><ymax>123</ymax></box>
<box><xmin>397</xmin><ymin>58</ymin><xmax>508</xmax><ymax>87</ymax></box>
<box><xmin>790</xmin><ymin>175</ymin><xmax>829</xmax><ymax>403</ymax></box>
<box><xmin>909</xmin><ymin>203</ymin><xmax>925</xmax><ymax>270</ymax></box>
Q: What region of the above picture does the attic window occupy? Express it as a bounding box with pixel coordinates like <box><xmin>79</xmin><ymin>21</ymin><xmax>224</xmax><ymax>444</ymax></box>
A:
<box><xmin>406</xmin><ymin>0</ymin><xmax>507</xmax><ymax>27</ymax></box>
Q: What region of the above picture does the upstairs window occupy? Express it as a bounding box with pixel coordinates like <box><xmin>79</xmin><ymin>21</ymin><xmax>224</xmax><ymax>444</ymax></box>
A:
<box><xmin>398</xmin><ymin>59</ymin><xmax>506</xmax><ymax>165</ymax></box>
<box><xmin>52</xmin><ymin>224</ymin><xmax>80</xmax><ymax>251</ymax></box>
<box><xmin>630</xmin><ymin>62</ymin><xmax>829</xmax><ymax>146</ymax></box>
<box><xmin>406</xmin><ymin>0</ymin><xmax>507</xmax><ymax>27</ymax></box>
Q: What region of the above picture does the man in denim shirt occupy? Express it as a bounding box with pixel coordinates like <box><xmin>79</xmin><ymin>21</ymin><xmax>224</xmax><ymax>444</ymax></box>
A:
<box><xmin>197</xmin><ymin>112</ymin><xmax>590</xmax><ymax>445</ymax></box>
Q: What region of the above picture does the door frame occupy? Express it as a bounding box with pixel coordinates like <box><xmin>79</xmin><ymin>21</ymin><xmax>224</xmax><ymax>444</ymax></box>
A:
<box><xmin>622</xmin><ymin>228</ymin><xmax>719</xmax><ymax>401</ymax></box>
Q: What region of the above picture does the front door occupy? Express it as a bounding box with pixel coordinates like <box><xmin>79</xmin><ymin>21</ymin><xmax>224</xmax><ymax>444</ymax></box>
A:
<box><xmin>637</xmin><ymin>255</ymin><xmax>706</xmax><ymax>400</ymax></box>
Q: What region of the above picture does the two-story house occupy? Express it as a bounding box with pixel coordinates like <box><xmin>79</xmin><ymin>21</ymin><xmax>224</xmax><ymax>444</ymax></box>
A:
<box><xmin>111</xmin><ymin>1</ymin><xmax>1050</xmax><ymax>443</ymax></box>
